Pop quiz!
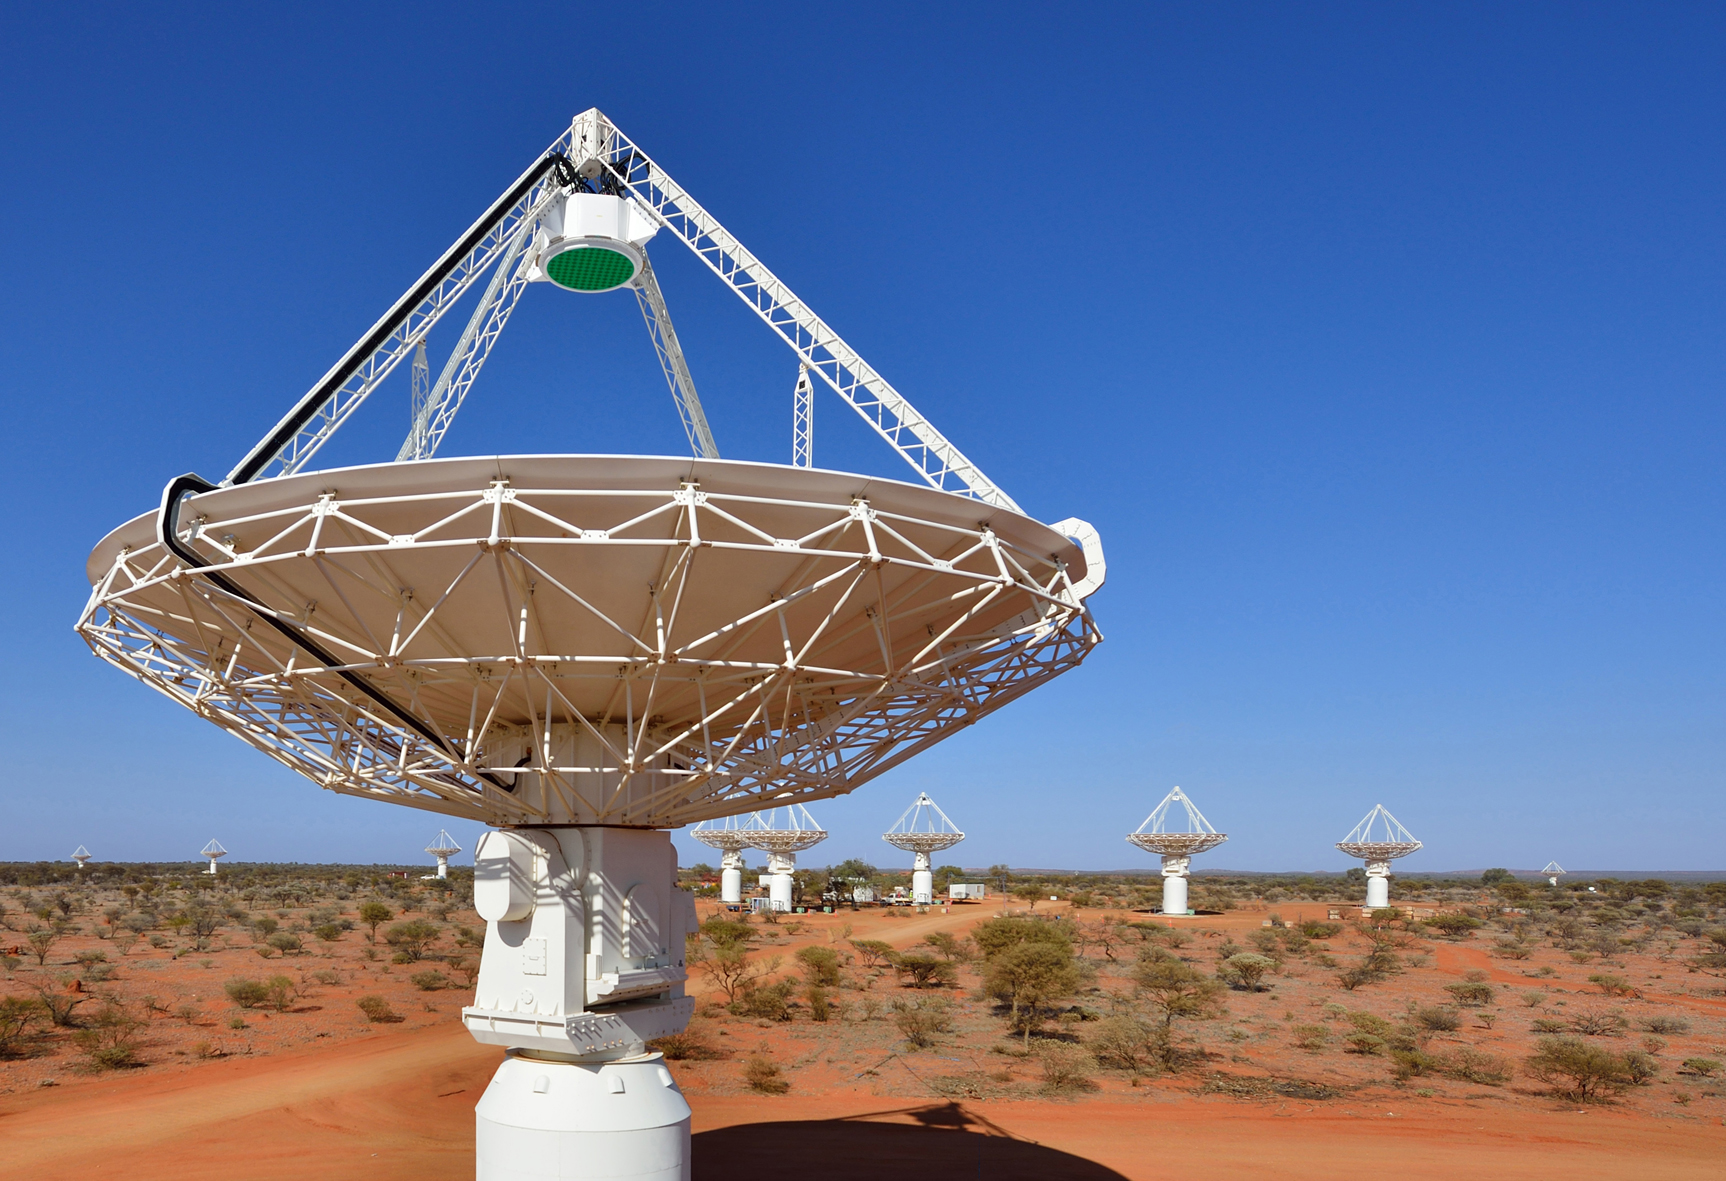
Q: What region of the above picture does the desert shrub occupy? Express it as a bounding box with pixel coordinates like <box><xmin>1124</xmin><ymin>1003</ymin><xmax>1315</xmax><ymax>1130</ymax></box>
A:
<box><xmin>924</xmin><ymin>932</ymin><xmax>971</xmax><ymax>962</ymax></box>
<box><xmin>356</xmin><ymin>995</ymin><xmax>399</xmax><ymax>1023</ymax></box>
<box><xmin>1298</xmin><ymin>920</ymin><xmax>1343</xmax><ymax>939</ymax></box>
<box><xmin>358</xmin><ymin>901</ymin><xmax>393</xmax><ymax>941</ymax></box>
<box><xmin>1443</xmin><ymin>1047</ymin><xmax>1512</xmax><ymax>1085</ymax></box>
<box><xmin>1531</xmin><ymin>1017</ymin><xmax>1568</xmax><ymax>1033</ymax></box>
<box><xmin>0</xmin><ymin>995</ymin><xmax>40</xmax><ymax>1057</ymax></box>
<box><xmin>224</xmin><ymin>978</ymin><xmax>270</xmax><ymax>1009</ymax></box>
<box><xmin>410</xmin><ymin>970</ymin><xmax>454</xmax><ymax>991</ymax></box>
<box><xmin>743</xmin><ymin>1056</ymin><xmax>789</xmax><ymax>1094</ymax></box>
<box><xmin>1444</xmin><ymin>982</ymin><xmax>1495</xmax><ymax>1006</ymax></box>
<box><xmin>848</xmin><ymin>939</ymin><xmax>895</xmax><ymax>969</ymax></box>
<box><xmin>1425</xmin><ymin>914</ymin><xmax>1484</xmax><ymax>939</ymax></box>
<box><xmin>1520</xmin><ymin>990</ymin><xmax>1546</xmax><ymax>1008</ymax></box>
<box><xmin>985</xmin><ymin>941</ymin><xmax>1079</xmax><ymax>1048</ymax></box>
<box><xmin>894</xmin><ymin>954</ymin><xmax>957</xmax><ymax>989</ymax></box>
<box><xmin>648</xmin><ymin>1030</ymin><xmax>725</xmax><ymax>1060</ymax></box>
<box><xmin>1218</xmin><ymin>953</ymin><xmax>1276</xmax><ymax>991</ymax></box>
<box><xmin>1588</xmin><ymin>973</ymin><xmax>1636</xmax><ymax>997</ymax></box>
<box><xmin>794</xmin><ymin>945</ymin><xmax>841</xmax><ymax>986</ymax></box>
<box><xmin>731</xmin><ymin>978</ymin><xmax>796</xmax><ymax>1021</ymax></box>
<box><xmin>973</xmin><ymin>916</ymin><xmax>1074</xmax><ymax>959</ymax></box>
<box><xmin>1640</xmin><ymin>1015</ymin><xmax>1690</xmax><ymax>1035</ymax></box>
<box><xmin>1345</xmin><ymin>1033</ymin><xmax>1387</xmax><ymax>1055</ymax></box>
<box><xmin>1621</xmin><ymin>1050</ymin><xmax>1659</xmax><ymax>1085</ymax></box>
<box><xmin>266</xmin><ymin>932</ymin><xmax>302</xmax><ymax>955</ymax></box>
<box><xmin>1413</xmin><ymin>1006</ymin><xmax>1461</xmax><ymax>1032</ymax></box>
<box><xmin>1038</xmin><ymin>1043</ymin><xmax>1097</xmax><ymax>1091</ymax></box>
<box><xmin>1525</xmin><ymin>1036</ymin><xmax>1634</xmax><ymax>1101</ymax></box>
<box><xmin>262</xmin><ymin>975</ymin><xmax>297</xmax><ymax>1011</ymax></box>
<box><xmin>190</xmin><ymin>1041</ymin><xmax>222</xmax><ymax>1059</ymax></box>
<box><xmin>383</xmin><ymin>920</ymin><xmax>440</xmax><ymax>961</ymax></box>
<box><xmin>253</xmin><ymin>916</ymin><xmax>279</xmax><ymax>939</ymax></box>
<box><xmin>313</xmin><ymin>923</ymin><xmax>343</xmax><ymax>942</ymax></box>
<box><xmin>1493</xmin><ymin>939</ymin><xmax>1532</xmax><ymax>959</ymax></box>
<box><xmin>1290</xmin><ymin>1023</ymin><xmax>1329</xmax><ymax>1051</ymax></box>
<box><xmin>1088</xmin><ymin>1014</ymin><xmax>1160</xmax><ymax>1071</ymax></box>
<box><xmin>1681</xmin><ymin>1058</ymin><xmax>1722</xmax><ymax>1077</ymax></box>
<box><xmin>1568</xmin><ymin>1008</ymin><xmax>1628</xmax><ymax>1037</ymax></box>
<box><xmin>892</xmin><ymin>997</ymin><xmax>952</xmax><ymax>1048</ymax></box>
<box><xmin>72</xmin><ymin>1002</ymin><xmax>145</xmax><ymax>1070</ymax></box>
<box><xmin>805</xmin><ymin>984</ymin><xmax>831</xmax><ymax>1022</ymax></box>
<box><xmin>1390</xmin><ymin>1048</ymin><xmax>1441</xmax><ymax>1079</ymax></box>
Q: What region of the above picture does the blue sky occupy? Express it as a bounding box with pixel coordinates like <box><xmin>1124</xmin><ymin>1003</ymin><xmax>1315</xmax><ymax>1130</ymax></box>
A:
<box><xmin>0</xmin><ymin>4</ymin><xmax>1720</xmax><ymax>873</ymax></box>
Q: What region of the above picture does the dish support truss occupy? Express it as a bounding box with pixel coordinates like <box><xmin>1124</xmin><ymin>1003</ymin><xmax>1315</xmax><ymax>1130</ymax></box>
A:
<box><xmin>882</xmin><ymin>791</ymin><xmax>963</xmax><ymax>904</ymax></box>
<box><xmin>1335</xmin><ymin>803</ymin><xmax>1421</xmax><ymax>909</ymax></box>
<box><xmin>78</xmin><ymin>460</ymin><xmax>1096</xmax><ymax>828</ymax></box>
<box><xmin>231</xmin><ymin>107</ymin><xmax>1018</xmax><ymax>513</ymax></box>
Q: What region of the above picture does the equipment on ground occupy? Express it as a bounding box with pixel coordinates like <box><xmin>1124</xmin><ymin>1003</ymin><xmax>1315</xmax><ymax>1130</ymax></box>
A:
<box><xmin>200</xmin><ymin>839</ymin><xmax>227</xmax><ymax>876</ymax></box>
<box><xmin>691</xmin><ymin>815</ymin><xmax>757</xmax><ymax>905</ymax></box>
<box><xmin>424</xmin><ymin>830</ymin><xmax>462</xmax><ymax>880</ymax></box>
<box><xmin>742</xmin><ymin>806</ymin><xmax>827</xmax><ymax>912</ymax></box>
<box><xmin>1127</xmin><ymin>786</ymin><xmax>1226</xmax><ymax>916</ymax></box>
<box><xmin>71</xmin><ymin>846</ymin><xmax>92</xmax><ymax>871</ymax></box>
<box><xmin>1543</xmin><ymin>860</ymin><xmax>1566</xmax><ymax>888</ymax></box>
<box><xmin>75</xmin><ymin>108</ymin><xmax>1103</xmax><ymax>1181</ymax></box>
<box><xmin>1335</xmin><ymin>805</ymin><xmax>1421</xmax><ymax>910</ymax></box>
<box><xmin>882</xmin><ymin>792</ymin><xmax>964</xmax><ymax>905</ymax></box>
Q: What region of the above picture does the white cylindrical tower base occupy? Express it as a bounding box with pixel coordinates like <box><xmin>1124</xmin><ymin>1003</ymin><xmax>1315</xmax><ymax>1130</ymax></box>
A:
<box><xmin>436</xmin><ymin>856</ymin><xmax>450</xmax><ymax>880</ymax></box>
<box><xmin>476</xmin><ymin>1052</ymin><xmax>691</xmax><ymax>1181</ymax></box>
<box><xmin>912</xmin><ymin>870</ymin><xmax>933</xmax><ymax>905</ymax></box>
<box><xmin>206</xmin><ymin>859</ymin><xmax>219</xmax><ymax>876</ymax></box>
<box><xmin>1364</xmin><ymin>872</ymin><xmax>1390</xmax><ymax>910</ymax></box>
<box><xmin>1161</xmin><ymin>874</ymin><xmax>1189</xmax><ymax>916</ymax></box>
<box><xmin>720</xmin><ymin>850</ymin><xmax>744</xmax><ymax>904</ymax></box>
<box><xmin>766</xmin><ymin>851</ymin><xmax>795</xmax><ymax>911</ymax></box>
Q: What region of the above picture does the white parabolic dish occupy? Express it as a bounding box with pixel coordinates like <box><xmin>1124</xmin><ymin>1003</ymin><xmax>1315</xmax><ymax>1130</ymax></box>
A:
<box><xmin>81</xmin><ymin>453</ymin><xmax>1100</xmax><ymax>828</ymax></box>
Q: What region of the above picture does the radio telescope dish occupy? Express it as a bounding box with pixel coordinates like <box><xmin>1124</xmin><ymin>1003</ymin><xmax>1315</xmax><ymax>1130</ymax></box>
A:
<box><xmin>200</xmin><ymin>839</ymin><xmax>228</xmax><ymax>877</ymax></box>
<box><xmin>1126</xmin><ymin>786</ymin><xmax>1226</xmax><ymax>916</ymax></box>
<box><xmin>744</xmin><ymin>805</ymin><xmax>826</xmax><ymax>911</ymax></box>
<box><xmin>1336</xmin><ymin>804</ymin><xmax>1420</xmax><ymax>910</ymax></box>
<box><xmin>692</xmin><ymin>814</ymin><xmax>758</xmax><ymax>905</ymax></box>
<box><xmin>1542</xmin><ymin>860</ymin><xmax>1566</xmax><ymax>887</ymax></box>
<box><xmin>71</xmin><ymin>108</ymin><xmax>1105</xmax><ymax>1179</ymax></box>
<box><xmin>883</xmin><ymin>792</ymin><xmax>964</xmax><ymax>905</ymax></box>
<box><xmin>424</xmin><ymin>829</ymin><xmax>462</xmax><ymax>879</ymax></box>
<box><xmin>71</xmin><ymin>845</ymin><xmax>92</xmax><ymax>871</ymax></box>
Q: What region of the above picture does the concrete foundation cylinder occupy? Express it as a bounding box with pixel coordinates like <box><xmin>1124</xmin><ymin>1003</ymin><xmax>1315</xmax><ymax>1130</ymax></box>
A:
<box><xmin>1161</xmin><ymin>874</ymin><xmax>1189</xmax><ymax>916</ymax></box>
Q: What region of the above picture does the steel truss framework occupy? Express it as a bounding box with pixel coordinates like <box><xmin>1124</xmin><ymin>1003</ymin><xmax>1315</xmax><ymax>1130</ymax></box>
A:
<box><xmin>79</xmin><ymin>457</ymin><xmax>1098</xmax><ymax>826</ymax></box>
<box><xmin>1127</xmin><ymin>785</ymin><xmax>1227</xmax><ymax>858</ymax></box>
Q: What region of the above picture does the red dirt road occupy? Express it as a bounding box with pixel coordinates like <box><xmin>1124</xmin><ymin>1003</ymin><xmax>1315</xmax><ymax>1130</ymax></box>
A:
<box><xmin>2</xmin><ymin>1020</ymin><xmax>1721</xmax><ymax>1181</ymax></box>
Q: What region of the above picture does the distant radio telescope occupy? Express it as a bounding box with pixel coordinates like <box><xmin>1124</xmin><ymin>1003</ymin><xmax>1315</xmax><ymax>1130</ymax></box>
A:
<box><xmin>73</xmin><ymin>109</ymin><xmax>1104</xmax><ymax>1180</ymax></box>
<box><xmin>883</xmin><ymin>792</ymin><xmax>964</xmax><ymax>905</ymax></box>
<box><xmin>71</xmin><ymin>846</ymin><xmax>92</xmax><ymax>871</ymax></box>
<box><xmin>424</xmin><ymin>830</ymin><xmax>462</xmax><ymax>880</ymax></box>
<box><xmin>692</xmin><ymin>814</ymin><xmax>757</xmax><ymax>905</ymax></box>
<box><xmin>1127</xmin><ymin>787</ymin><xmax>1227</xmax><ymax>917</ymax></box>
<box><xmin>1335</xmin><ymin>805</ymin><xmax>1421</xmax><ymax>911</ymax></box>
<box><xmin>1543</xmin><ymin>860</ymin><xmax>1566</xmax><ymax>888</ymax></box>
<box><xmin>744</xmin><ymin>806</ymin><xmax>827</xmax><ymax>912</ymax></box>
<box><xmin>200</xmin><ymin>839</ymin><xmax>228</xmax><ymax>877</ymax></box>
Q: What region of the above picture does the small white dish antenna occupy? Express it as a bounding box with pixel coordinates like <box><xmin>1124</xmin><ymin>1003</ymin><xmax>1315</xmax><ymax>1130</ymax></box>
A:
<box><xmin>200</xmin><ymin>839</ymin><xmax>228</xmax><ymax>876</ymax></box>
<box><xmin>743</xmin><ymin>806</ymin><xmax>826</xmax><ymax>911</ymax></box>
<box><xmin>424</xmin><ymin>830</ymin><xmax>463</xmax><ymax>879</ymax></box>
<box><xmin>71</xmin><ymin>845</ymin><xmax>92</xmax><ymax>870</ymax></box>
<box><xmin>1126</xmin><ymin>787</ymin><xmax>1226</xmax><ymax>916</ymax></box>
<box><xmin>883</xmin><ymin>792</ymin><xmax>964</xmax><ymax>904</ymax></box>
<box><xmin>1335</xmin><ymin>805</ymin><xmax>1420</xmax><ymax>910</ymax></box>
<box><xmin>692</xmin><ymin>814</ymin><xmax>758</xmax><ymax>905</ymax></box>
<box><xmin>1543</xmin><ymin>860</ymin><xmax>1567</xmax><ymax>887</ymax></box>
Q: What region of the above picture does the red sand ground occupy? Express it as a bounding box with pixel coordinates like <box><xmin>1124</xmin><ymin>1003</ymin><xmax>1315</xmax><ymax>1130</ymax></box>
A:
<box><xmin>3</xmin><ymin>899</ymin><xmax>1723</xmax><ymax>1179</ymax></box>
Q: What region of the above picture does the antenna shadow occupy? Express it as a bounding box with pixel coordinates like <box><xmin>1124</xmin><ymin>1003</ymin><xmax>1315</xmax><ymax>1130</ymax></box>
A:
<box><xmin>693</xmin><ymin>1101</ymin><xmax>1127</xmax><ymax>1180</ymax></box>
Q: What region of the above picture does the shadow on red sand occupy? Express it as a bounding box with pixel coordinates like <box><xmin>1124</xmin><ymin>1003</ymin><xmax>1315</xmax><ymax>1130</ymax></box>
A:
<box><xmin>694</xmin><ymin>1101</ymin><xmax>1128</xmax><ymax>1180</ymax></box>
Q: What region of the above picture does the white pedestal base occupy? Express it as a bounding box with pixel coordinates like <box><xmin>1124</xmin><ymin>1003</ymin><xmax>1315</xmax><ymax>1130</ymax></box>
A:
<box><xmin>1365</xmin><ymin>874</ymin><xmax>1389</xmax><ymax>910</ymax></box>
<box><xmin>1161</xmin><ymin>874</ymin><xmax>1189</xmax><ymax>916</ymax></box>
<box><xmin>912</xmin><ymin>869</ymin><xmax>933</xmax><ymax>905</ymax></box>
<box><xmin>720</xmin><ymin>866</ymin><xmax>742</xmax><ymax>904</ymax></box>
<box><xmin>476</xmin><ymin>1052</ymin><xmax>691</xmax><ymax>1181</ymax></box>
